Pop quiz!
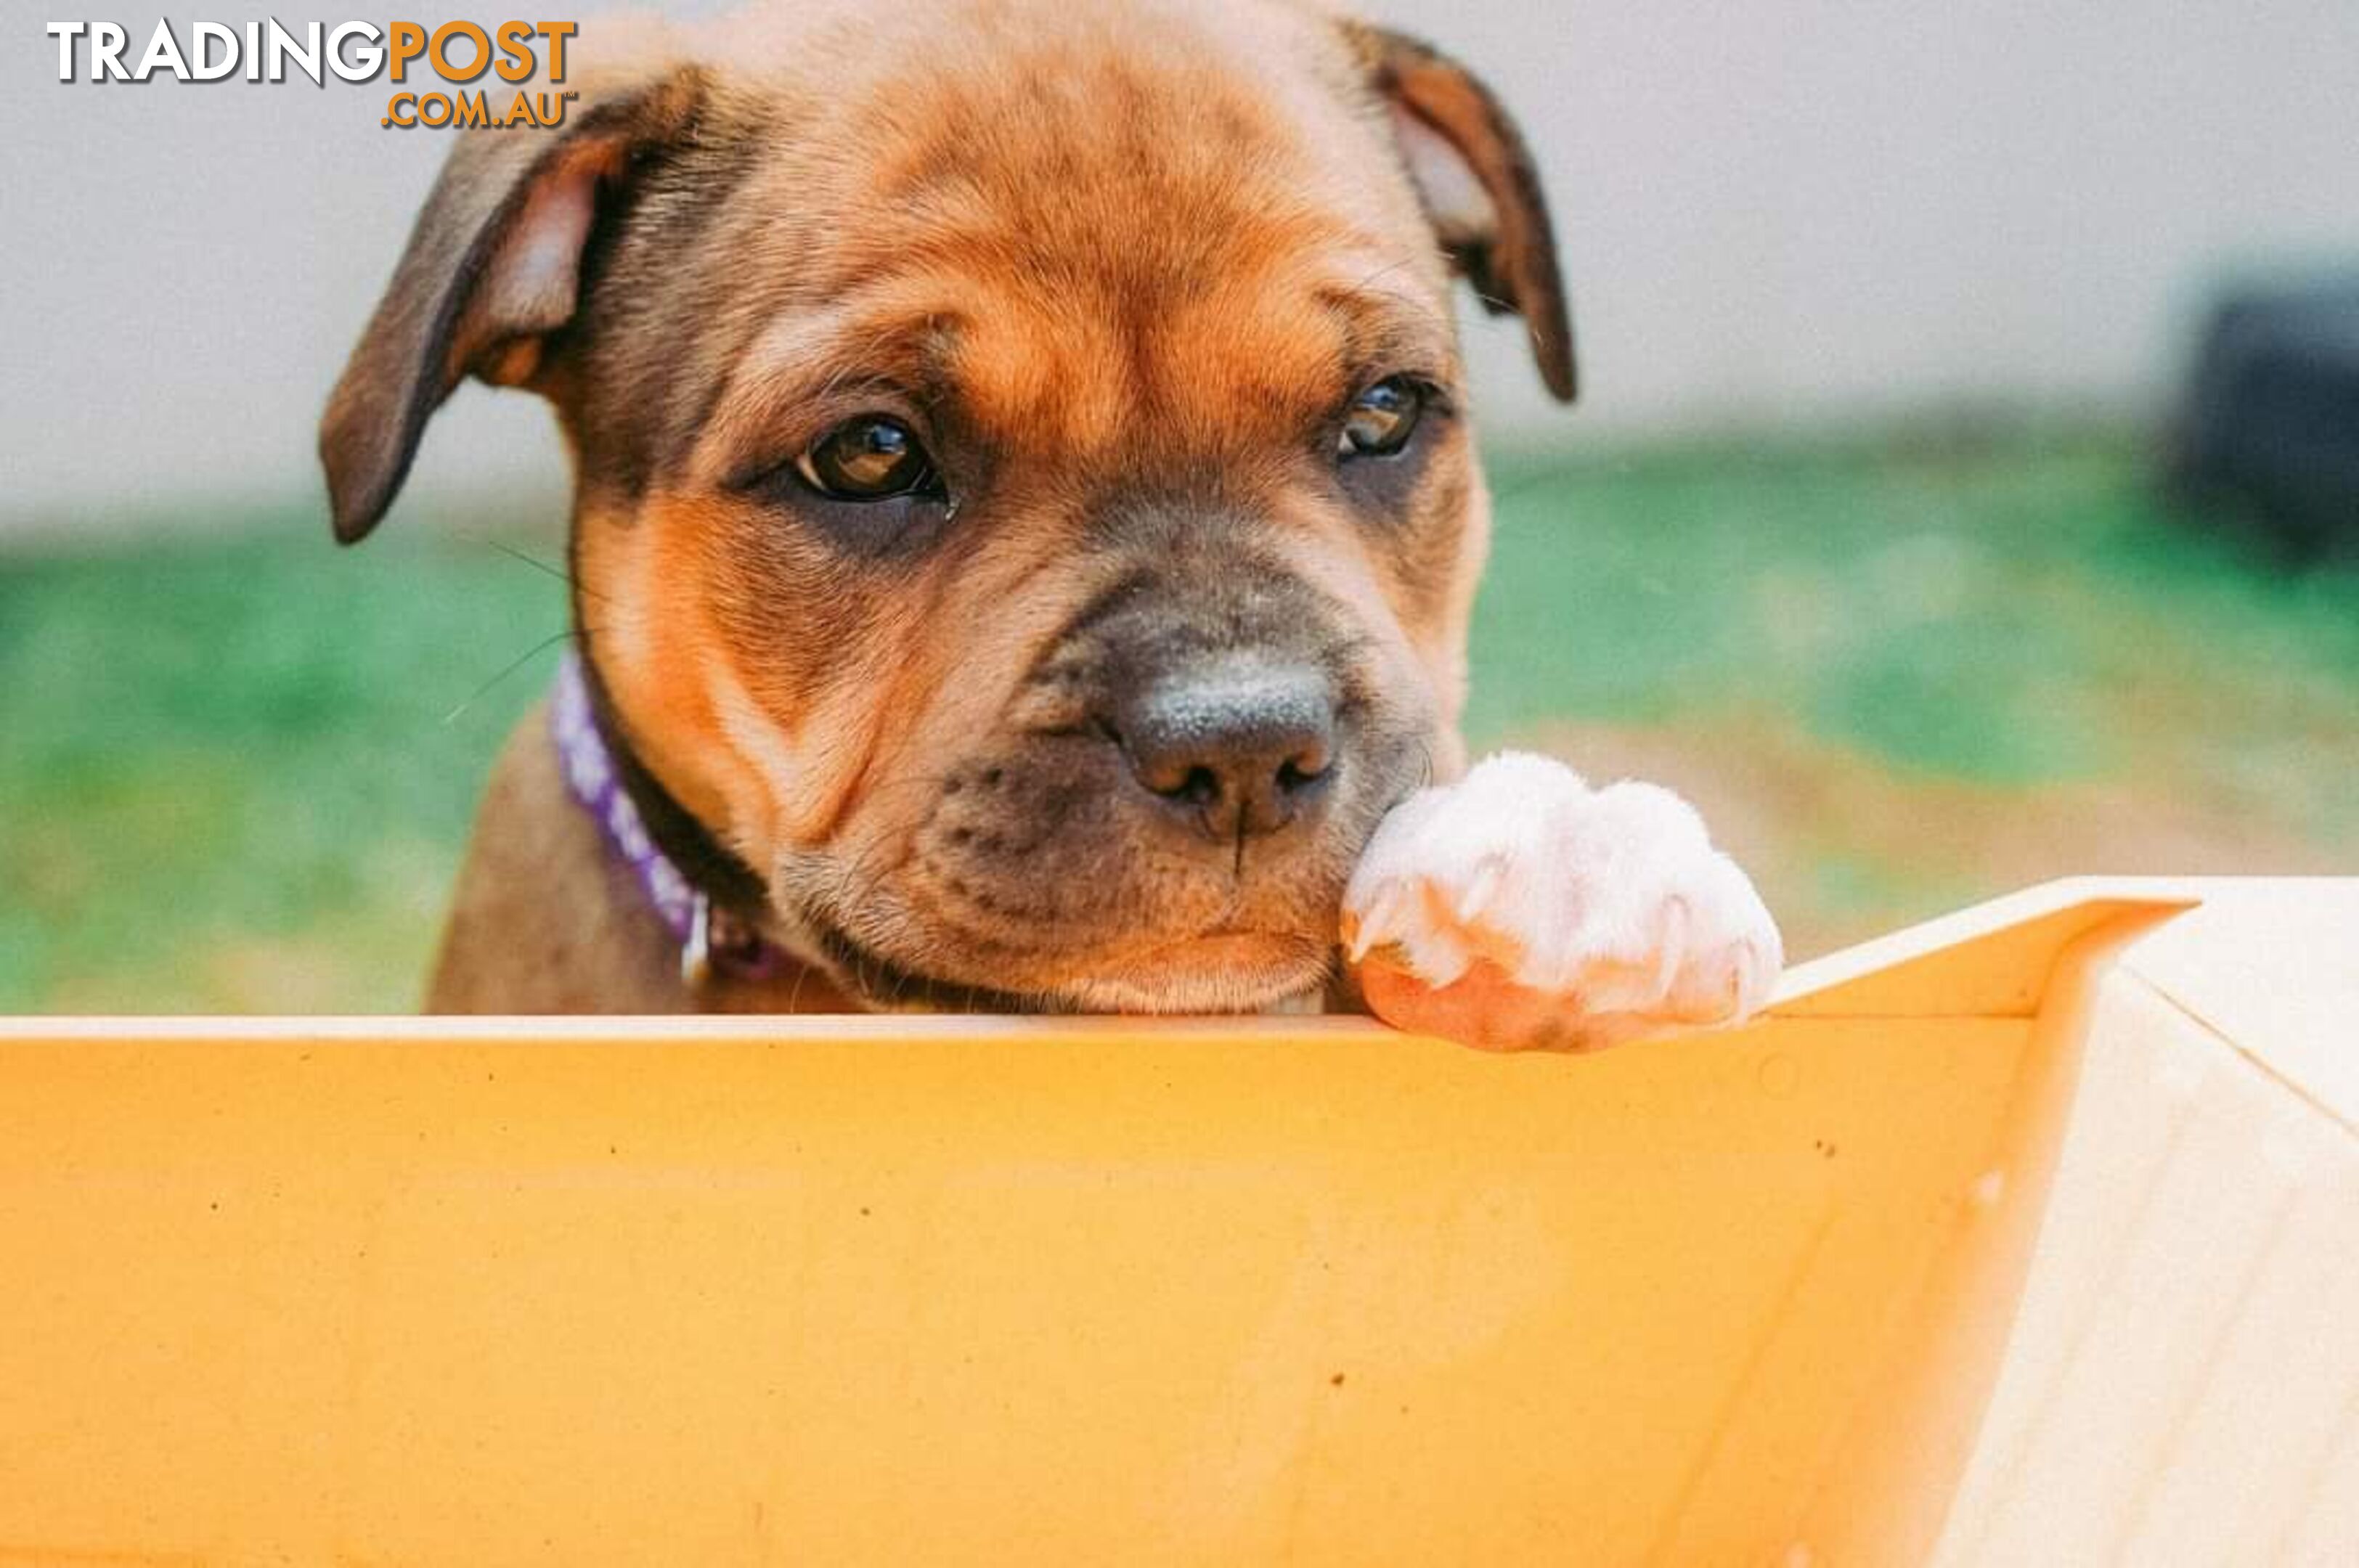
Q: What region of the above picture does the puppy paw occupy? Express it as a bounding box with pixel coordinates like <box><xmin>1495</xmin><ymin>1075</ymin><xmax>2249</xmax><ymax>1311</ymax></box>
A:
<box><xmin>1342</xmin><ymin>752</ymin><xmax>1783</xmax><ymax>1051</ymax></box>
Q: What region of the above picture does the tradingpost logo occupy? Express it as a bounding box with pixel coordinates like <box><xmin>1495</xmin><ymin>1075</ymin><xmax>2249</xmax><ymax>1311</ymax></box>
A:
<box><xmin>44</xmin><ymin>19</ymin><xmax>582</xmax><ymax>128</ymax></box>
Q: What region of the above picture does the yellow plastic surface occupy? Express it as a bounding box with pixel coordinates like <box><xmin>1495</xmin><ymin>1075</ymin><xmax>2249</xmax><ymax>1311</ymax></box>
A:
<box><xmin>1</xmin><ymin>878</ymin><xmax>2352</xmax><ymax>1566</ymax></box>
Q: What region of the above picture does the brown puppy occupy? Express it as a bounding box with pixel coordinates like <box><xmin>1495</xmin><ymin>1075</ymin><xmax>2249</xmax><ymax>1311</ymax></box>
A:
<box><xmin>323</xmin><ymin>0</ymin><xmax>1780</xmax><ymax>1042</ymax></box>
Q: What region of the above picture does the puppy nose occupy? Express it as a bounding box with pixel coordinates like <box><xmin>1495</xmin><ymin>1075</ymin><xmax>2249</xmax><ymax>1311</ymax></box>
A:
<box><xmin>1115</xmin><ymin>659</ymin><xmax>1337</xmax><ymax>841</ymax></box>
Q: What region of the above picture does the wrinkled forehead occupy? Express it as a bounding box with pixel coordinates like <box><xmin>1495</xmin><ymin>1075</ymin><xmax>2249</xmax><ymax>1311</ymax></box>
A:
<box><xmin>697</xmin><ymin>263</ymin><xmax>1454</xmax><ymax>478</ymax></box>
<box><xmin>690</xmin><ymin>7</ymin><xmax>1456</xmax><ymax>472</ymax></box>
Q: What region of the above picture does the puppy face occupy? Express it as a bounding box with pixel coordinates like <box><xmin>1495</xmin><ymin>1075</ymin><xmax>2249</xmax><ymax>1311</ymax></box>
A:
<box><xmin>323</xmin><ymin>0</ymin><xmax>1573</xmax><ymax>1011</ymax></box>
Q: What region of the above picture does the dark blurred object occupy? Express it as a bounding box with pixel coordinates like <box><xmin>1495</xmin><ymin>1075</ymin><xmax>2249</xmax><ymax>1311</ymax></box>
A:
<box><xmin>2169</xmin><ymin>273</ymin><xmax>2359</xmax><ymax>561</ymax></box>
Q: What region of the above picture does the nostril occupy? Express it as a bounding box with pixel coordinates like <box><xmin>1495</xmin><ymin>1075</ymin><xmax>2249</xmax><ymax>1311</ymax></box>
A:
<box><xmin>1278</xmin><ymin>738</ymin><xmax>1334</xmax><ymax>793</ymax></box>
<box><xmin>1141</xmin><ymin>761</ymin><xmax>1225</xmax><ymax>806</ymax></box>
<box><xmin>1136</xmin><ymin>754</ymin><xmax>1221</xmax><ymax>802</ymax></box>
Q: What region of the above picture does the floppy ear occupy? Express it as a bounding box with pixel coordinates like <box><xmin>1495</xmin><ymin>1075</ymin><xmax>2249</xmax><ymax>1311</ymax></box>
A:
<box><xmin>1350</xmin><ymin>25</ymin><xmax>1576</xmax><ymax>402</ymax></box>
<box><xmin>319</xmin><ymin>65</ymin><xmax>704</xmax><ymax>544</ymax></box>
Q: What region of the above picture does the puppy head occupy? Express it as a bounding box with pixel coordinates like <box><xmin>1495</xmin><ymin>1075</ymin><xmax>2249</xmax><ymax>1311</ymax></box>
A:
<box><xmin>322</xmin><ymin>0</ymin><xmax>1573</xmax><ymax>1011</ymax></box>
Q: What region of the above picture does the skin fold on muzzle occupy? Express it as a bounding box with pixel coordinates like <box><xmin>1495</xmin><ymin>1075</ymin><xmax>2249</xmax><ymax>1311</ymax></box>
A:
<box><xmin>765</xmin><ymin>530</ymin><xmax>1436</xmax><ymax>1015</ymax></box>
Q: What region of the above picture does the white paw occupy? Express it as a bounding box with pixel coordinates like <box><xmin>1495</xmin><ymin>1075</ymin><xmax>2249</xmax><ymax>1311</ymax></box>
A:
<box><xmin>1342</xmin><ymin>751</ymin><xmax>1783</xmax><ymax>1050</ymax></box>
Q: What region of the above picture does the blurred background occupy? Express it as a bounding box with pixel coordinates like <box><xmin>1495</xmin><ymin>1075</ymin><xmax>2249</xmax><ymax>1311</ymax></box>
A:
<box><xmin>3</xmin><ymin>1</ymin><xmax>2355</xmax><ymax>1010</ymax></box>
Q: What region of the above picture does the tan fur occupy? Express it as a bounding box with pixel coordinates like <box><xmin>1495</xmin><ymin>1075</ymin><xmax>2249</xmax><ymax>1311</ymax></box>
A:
<box><xmin>329</xmin><ymin>0</ymin><xmax>1576</xmax><ymax>1015</ymax></box>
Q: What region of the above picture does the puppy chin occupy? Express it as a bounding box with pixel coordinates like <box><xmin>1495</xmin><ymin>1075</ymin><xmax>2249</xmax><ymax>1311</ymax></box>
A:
<box><xmin>790</xmin><ymin>902</ymin><xmax>1332</xmax><ymax>1016</ymax></box>
<box><xmin>1053</xmin><ymin>936</ymin><xmax>1335</xmax><ymax>1015</ymax></box>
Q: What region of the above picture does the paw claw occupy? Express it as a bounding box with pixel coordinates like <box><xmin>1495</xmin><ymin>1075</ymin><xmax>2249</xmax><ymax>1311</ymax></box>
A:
<box><xmin>1454</xmin><ymin>858</ymin><xmax>1507</xmax><ymax>923</ymax></box>
<box><xmin>1345</xmin><ymin>880</ymin><xmax>1403</xmax><ymax>963</ymax></box>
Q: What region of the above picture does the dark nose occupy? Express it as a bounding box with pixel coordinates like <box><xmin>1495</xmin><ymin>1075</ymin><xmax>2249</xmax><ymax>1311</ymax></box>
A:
<box><xmin>1113</xmin><ymin>658</ymin><xmax>1337</xmax><ymax>841</ymax></box>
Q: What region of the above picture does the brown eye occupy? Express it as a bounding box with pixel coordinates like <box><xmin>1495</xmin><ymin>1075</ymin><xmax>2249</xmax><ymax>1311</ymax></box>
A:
<box><xmin>1338</xmin><ymin>375</ymin><xmax>1426</xmax><ymax>459</ymax></box>
<box><xmin>796</xmin><ymin>415</ymin><xmax>940</xmax><ymax>500</ymax></box>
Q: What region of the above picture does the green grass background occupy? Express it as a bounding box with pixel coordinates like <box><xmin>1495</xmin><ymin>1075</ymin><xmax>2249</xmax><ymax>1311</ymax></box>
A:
<box><xmin>5</xmin><ymin>435</ymin><xmax>2356</xmax><ymax>1011</ymax></box>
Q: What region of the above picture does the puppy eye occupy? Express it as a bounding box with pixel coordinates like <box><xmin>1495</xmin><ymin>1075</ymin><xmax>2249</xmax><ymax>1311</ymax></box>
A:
<box><xmin>1337</xmin><ymin>375</ymin><xmax>1427</xmax><ymax>460</ymax></box>
<box><xmin>796</xmin><ymin>415</ymin><xmax>942</xmax><ymax>501</ymax></box>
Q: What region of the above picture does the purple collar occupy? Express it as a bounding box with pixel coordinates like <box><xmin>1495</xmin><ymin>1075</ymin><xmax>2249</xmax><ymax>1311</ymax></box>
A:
<box><xmin>550</xmin><ymin>653</ymin><xmax>783</xmax><ymax>987</ymax></box>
